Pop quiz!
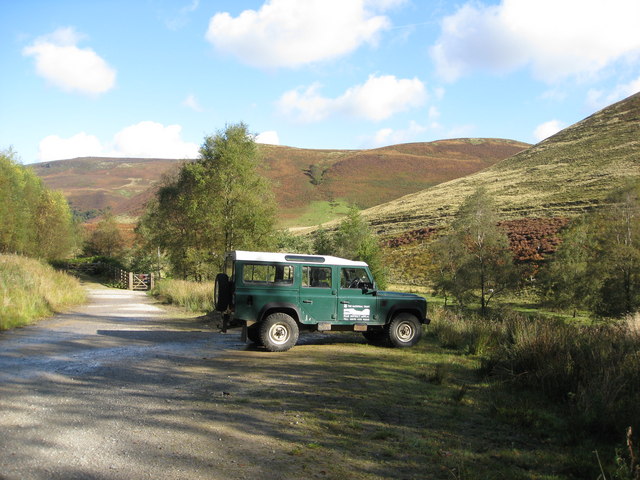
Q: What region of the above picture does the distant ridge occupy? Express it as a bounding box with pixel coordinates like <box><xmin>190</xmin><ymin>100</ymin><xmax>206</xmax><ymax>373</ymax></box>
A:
<box><xmin>31</xmin><ymin>139</ymin><xmax>528</xmax><ymax>225</ymax></box>
<box><xmin>361</xmin><ymin>92</ymin><xmax>640</xmax><ymax>236</ymax></box>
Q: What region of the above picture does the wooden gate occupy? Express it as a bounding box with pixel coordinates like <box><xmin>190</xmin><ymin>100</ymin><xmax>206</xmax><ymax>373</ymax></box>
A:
<box><xmin>61</xmin><ymin>262</ymin><xmax>154</xmax><ymax>291</ymax></box>
<box><xmin>129</xmin><ymin>272</ymin><xmax>154</xmax><ymax>291</ymax></box>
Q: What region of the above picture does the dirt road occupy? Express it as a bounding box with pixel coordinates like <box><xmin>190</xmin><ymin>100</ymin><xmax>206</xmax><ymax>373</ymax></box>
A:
<box><xmin>0</xmin><ymin>284</ymin><xmax>323</xmax><ymax>480</ymax></box>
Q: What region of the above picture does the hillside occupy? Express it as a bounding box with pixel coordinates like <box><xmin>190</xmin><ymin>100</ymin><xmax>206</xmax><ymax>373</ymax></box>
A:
<box><xmin>31</xmin><ymin>139</ymin><xmax>528</xmax><ymax>225</ymax></box>
<box><xmin>30</xmin><ymin>157</ymin><xmax>183</xmax><ymax>219</ymax></box>
<box><xmin>361</xmin><ymin>91</ymin><xmax>640</xmax><ymax>237</ymax></box>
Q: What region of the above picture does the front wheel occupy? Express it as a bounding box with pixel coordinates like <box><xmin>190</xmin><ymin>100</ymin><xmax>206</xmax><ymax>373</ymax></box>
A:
<box><xmin>387</xmin><ymin>313</ymin><xmax>422</xmax><ymax>348</ymax></box>
<box><xmin>260</xmin><ymin>313</ymin><xmax>299</xmax><ymax>352</ymax></box>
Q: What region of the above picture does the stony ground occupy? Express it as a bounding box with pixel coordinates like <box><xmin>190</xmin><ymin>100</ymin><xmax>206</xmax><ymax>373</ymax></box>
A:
<box><xmin>0</xmin><ymin>284</ymin><xmax>337</xmax><ymax>480</ymax></box>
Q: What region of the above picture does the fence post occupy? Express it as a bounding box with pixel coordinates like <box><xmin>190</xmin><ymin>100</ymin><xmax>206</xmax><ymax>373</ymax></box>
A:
<box><xmin>150</xmin><ymin>273</ymin><xmax>155</xmax><ymax>290</ymax></box>
<box><xmin>128</xmin><ymin>271</ymin><xmax>133</xmax><ymax>290</ymax></box>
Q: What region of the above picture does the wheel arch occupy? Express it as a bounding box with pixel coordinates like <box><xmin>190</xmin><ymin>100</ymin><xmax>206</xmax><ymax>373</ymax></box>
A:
<box><xmin>386</xmin><ymin>307</ymin><xmax>425</xmax><ymax>325</ymax></box>
<box><xmin>257</xmin><ymin>302</ymin><xmax>301</xmax><ymax>324</ymax></box>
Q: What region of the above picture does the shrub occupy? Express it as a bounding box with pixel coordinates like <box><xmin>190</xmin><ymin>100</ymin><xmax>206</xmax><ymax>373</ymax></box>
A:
<box><xmin>485</xmin><ymin>314</ymin><xmax>640</xmax><ymax>434</ymax></box>
<box><xmin>150</xmin><ymin>278</ymin><xmax>215</xmax><ymax>312</ymax></box>
<box><xmin>0</xmin><ymin>254</ymin><xmax>86</xmax><ymax>329</ymax></box>
<box><xmin>429</xmin><ymin>307</ymin><xmax>640</xmax><ymax>434</ymax></box>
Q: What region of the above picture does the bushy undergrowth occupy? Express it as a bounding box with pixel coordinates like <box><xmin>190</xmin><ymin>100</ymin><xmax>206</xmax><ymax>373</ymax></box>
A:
<box><xmin>150</xmin><ymin>278</ymin><xmax>215</xmax><ymax>312</ymax></box>
<box><xmin>429</xmin><ymin>307</ymin><xmax>640</xmax><ymax>435</ymax></box>
<box><xmin>0</xmin><ymin>254</ymin><xmax>87</xmax><ymax>330</ymax></box>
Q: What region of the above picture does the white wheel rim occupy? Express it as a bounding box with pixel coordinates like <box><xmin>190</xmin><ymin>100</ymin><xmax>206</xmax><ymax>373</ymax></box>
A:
<box><xmin>396</xmin><ymin>321</ymin><xmax>414</xmax><ymax>342</ymax></box>
<box><xmin>268</xmin><ymin>323</ymin><xmax>290</xmax><ymax>345</ymax></box>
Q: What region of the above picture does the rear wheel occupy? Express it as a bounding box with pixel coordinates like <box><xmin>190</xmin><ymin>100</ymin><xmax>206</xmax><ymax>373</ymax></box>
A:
<box><xmin>247</xmin><ymin>323</ymin><xmax>263</xmax><ymax>346</ymax></box>
<box><xmin>260</xmin><ymin>313</ymin><xmax>299</xmax><ymax>352</ymax></box>
<box><xmin>362</xmin><ymin>329</ymin><xmax>388</xmax><ymax>346</ymax></box>
<box><xmin>387</xmin><ymin>313</ymin><xmax>422</xmax><ymax>348</ymax></box>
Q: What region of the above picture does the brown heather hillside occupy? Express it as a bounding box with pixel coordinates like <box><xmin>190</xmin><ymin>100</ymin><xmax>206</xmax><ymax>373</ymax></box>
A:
<box><xmin>361</xmin><ymin>91</ymin><xmax>640</xmax><ymax>238</ymax></box>
<box><xmin>31</xmin><ymin>139</ymin><xmax>528</xmax><ymax>225</ymax></box>
<box><xmin>30</xmin><ymin>157</ymin><xmax>183</xmax><ymax>218</ymax></box>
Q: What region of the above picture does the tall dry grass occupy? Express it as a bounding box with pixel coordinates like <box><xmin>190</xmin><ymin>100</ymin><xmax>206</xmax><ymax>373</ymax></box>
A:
<box><xmin>0</xmin><ymin>254</ymin><xmax>87</xmax><ymax>330</ymax></box>
<box><xmin>150</xmin><ymin>278</ymin><xmax>215</xmax><ymax>313</ymax></box>
<box><xmin>429</xmin><ymin>307</ymin><xmax>640</xmax><ymax>434</ymax></box>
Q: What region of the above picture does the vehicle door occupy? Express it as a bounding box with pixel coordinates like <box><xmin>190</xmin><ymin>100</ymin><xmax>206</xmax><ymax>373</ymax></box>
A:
<box><xmin>337</xmin><ymin>267</ymin><xmax>380</xmax><ymax>324</ymax></box>
<box><xmin>298</xmin><ymin>265</ymin><xmax>337</xmax><ymax>324</ymax></box>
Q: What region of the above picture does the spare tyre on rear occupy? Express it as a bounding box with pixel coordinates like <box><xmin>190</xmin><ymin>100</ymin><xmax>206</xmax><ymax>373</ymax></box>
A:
<box><xmin>214</xmin><ymin>273</ymin><xmax>232</xmax><ymax>311</ymax></box>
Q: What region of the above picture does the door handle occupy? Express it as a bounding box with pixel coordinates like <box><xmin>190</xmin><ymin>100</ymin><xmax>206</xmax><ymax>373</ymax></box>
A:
<box><xmin>303</xmin><ymin>300</ymin><xmax>313</xmax><ymax>304</ymax></box>
<box><xmin>340</xmin><ymin>301</ymin><xmax>349</xmax><ymax>304</ymax></box>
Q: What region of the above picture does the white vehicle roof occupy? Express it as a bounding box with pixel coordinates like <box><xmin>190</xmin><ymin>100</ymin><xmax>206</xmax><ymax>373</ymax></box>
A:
<box><xmin>228</xmin><ymin>250</ymin><xmax>368</xmax><ymax>267</ymax></box>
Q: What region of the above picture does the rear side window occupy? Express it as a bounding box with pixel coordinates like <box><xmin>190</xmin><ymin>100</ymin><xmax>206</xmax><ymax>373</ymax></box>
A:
<box><xmin>302</xmin><ymin>266</ymin><xmax>332</xmax><ymax>288</ymax></box>
<box><xmin>242</xmin><ymin>264</ymin><xmax>294</xmax><ymax>285</ymax></box>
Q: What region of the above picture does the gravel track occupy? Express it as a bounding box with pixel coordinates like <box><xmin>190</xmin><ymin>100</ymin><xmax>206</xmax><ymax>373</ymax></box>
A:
<box><xmin>0</xmin><ymin>284</ymin><xmax>311</xmax><ymax>480</ymax></box>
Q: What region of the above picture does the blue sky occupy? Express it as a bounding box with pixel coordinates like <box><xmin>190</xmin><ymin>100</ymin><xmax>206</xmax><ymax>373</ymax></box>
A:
<box><xmin>2</xmin><ymin>0</ymin><xmax>639</xmax><ymax>164</ymax></box>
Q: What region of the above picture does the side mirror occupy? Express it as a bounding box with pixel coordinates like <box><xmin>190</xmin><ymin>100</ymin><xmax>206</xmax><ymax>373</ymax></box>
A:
<box><xmin>361</xmin><ymin>284</ymin><xmax>376</xmax><ymax>295</ymax></box>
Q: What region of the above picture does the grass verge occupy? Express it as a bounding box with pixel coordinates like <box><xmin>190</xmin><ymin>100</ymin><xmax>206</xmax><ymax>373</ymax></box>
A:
<box><xmin>208</xmin><ymin>334</ymin><xmax>617</xmax><ymax>479</ymax></box>
<box><xmin>150</xmin><ymin>278</ymin><xmax>215</xmax><ymax>313</ymax></box>
<box><xmin>0</xmin><ymin>254</ymin><xmax>87</xmax><ymax>330</ymax></box>
<box><xmin>153</xmin><ymin>278</ymin><xmax>638</xmax><ymax>478</ymax></box>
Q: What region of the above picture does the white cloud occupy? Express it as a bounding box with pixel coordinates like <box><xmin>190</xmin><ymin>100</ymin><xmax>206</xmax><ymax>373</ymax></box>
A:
<box><xmin>22</xmin><ymin>27</ymin><xmax>116</xmax><ymax>95</ymax></box>
<box><xmin>371</xmin><ymin>120</ymin><xmax>428</xmax><ymax>146</ymax></box>
<box><xmin>113</xmin><ymin>122</ymin><xmax>199</xmax><ymax>158</ymax></box>
<box><xmin>165</xmin><ymin>0</ymin><xmax>200</xmax><ymax>30</ymax></box>
<box><xmin>278</xmin><ymin>74</ymin><xmax>426</xmax><ymax>122</ymax></box>
<box><xmin>182</xmin><ymin>94</ymin><xmax>204</xmax><ymax>112</ymax></box>
<box><xmin>586</xmin><ymin>76</ymin><xmax>640</xmax><ymax>109</ymax></box>
<box><xmin>534</xmin><ymin>119</ymin><xmax>565</xmax><ymax>142</ymax></box>
<box><xmin>255</xmin><ymin>131</ymin><xmax>281</xmax><ymax>145</ymax></box>
<box><xmin>205</xmin><ymin>0</ymin><xmax>392</xmax><ymax>68</ymax></box>
<box><xmin>37</xmin><ymin>121</ymin><xmax>199</xmax><ymax>161</ymax></box>
<box><xmin>431</xmin><ymin>0</ymin><xmax>640</xmax><ymax>83</ymax></box>
<box><xmin>38</xmin><ymin>132</ymin><xmax>105</xmax><ymax>161</ymax></box>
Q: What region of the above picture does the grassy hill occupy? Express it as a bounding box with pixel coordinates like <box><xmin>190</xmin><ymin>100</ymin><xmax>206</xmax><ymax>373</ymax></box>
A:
<box><xmin>31</xmin><ymin>139</ymin><xmax>528</xmax><ymax>226</ymax></box>
<box><xmin>360</xmin><ymin>92</ymin><xmax>640</xmax><ymax>237</ymax></box>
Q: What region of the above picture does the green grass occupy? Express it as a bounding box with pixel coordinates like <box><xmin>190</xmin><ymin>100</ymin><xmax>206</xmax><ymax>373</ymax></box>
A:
<box><xmin>363</xmin><ymin>92</ymin><xmax>640</xmax><ymax>236</ymax></box>
<box><xmin>210</xmin><ymin>335</ymin><xmax>616</xmax><ymax>479</ymax></box>
<box><xmin>0</xmin><ymin>254</ymin><xmax>87</xmax><ymax>330</ymax></box>
<box><xmin>280</xmin><ymin>199</ymin><xmax>352</xmax><ymax>228</ymax></box>
<box><xmin>148</xmin><ymin>277</ymin><xmax>637</xmax><ymax>478</ymax></box>
<box><xmin>150</xmin><ymin>278</ymin><xmax>215</xmax><ymax>312</ymax></box>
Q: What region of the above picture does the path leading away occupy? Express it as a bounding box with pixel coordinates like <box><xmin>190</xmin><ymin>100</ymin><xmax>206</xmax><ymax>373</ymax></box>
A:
<box><xmin>0</xmin><ymin>284</ymin><xmax>283</xmax><ymax>480</ymax></box>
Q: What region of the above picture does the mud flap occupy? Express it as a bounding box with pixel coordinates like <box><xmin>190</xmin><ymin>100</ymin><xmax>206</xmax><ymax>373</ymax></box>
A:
<box><xmin>241</xmin><ymin>322</ymin><xmax>248</xmax><ymax>343</ymax></box>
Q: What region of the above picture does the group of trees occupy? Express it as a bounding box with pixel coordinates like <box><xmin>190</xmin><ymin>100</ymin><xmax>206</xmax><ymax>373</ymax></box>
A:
<box><xmin>539</xmin><ymin>183</ymin><xmax>640</xmax><ymax>317</ymax></box>
<box><xmin>133</xmin><ymin>122</ymin><xmax>637</xmax><ymax>320</ymax></box>
<box><xmin>137</xmin><ymin>123</ymin><xmax>277</xmax><ymax>280</ymax></box>
<box><xmin>6</xmin><ymin>116</ymin><xmax>626</xmax><ymax>320</ymax></box>
<box><xmin>136</xmin><ymin>123</ymin><xmax>387</xmax><ymax>284</ymax></box>
<box><xmin>0</xmin><ymin>150</ymin><xmax>78</xmax><ymax>260</ymax></box>
<box><xmin>428</xmin><ymin>183</ymin><xmax>640</xmax><ymax>318</ymax></box>
<box><xmin>428</xmin><ymin>188</ymin><xmax>517</xmax><ymax>315</ymax></box>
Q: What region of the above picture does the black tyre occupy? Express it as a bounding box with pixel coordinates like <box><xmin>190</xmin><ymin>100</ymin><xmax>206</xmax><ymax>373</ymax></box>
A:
<box><xmin>247</xmin><ymin>323</ymin><xmax>263</xmax><ymax>346</ymax></box>
<box><xmin>214</xmin><ymin>273</ymin><xmax>232</xmax><ymax>312</ymax></box>
<box><xmin>362</xmin><ymin>329</ymin><xmax>388</xmax><ymax>346</ymax></box>
<box><xmin>260</xmin><ymin>313</ymin><xmax>299</xmax><ymax>352</ymax></box>
<box><xmin>387</xmin><ymin>313</ymin><xmax>422</xmax><ymax>348</ymax></box>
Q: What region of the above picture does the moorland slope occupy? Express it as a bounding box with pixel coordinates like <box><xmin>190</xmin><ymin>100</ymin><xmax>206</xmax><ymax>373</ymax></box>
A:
<box><xmin>31</xmin><ymin>139</ymin><xmax>528</xmax><ymax>225</ymax></box>
<box><xmin>362</xmin><ymin>92</ymin><xmax>640</xmax><ymax>237</ymax></box>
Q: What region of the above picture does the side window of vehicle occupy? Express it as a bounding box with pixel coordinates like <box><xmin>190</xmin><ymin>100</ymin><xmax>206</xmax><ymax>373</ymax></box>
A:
<box><xmin>243</xmin><ymin>264</ymin><xmax>294</xmax><ymax>285</ymax></box>
<box><xmin>302</xmin><ymin>266</ymin><xmax>332</xmax><ymax>288</ymax></box>
<box><xmin>340</xmin><ymin>268</ymin><xmax>372</xmax><ymax>289</ymax></box>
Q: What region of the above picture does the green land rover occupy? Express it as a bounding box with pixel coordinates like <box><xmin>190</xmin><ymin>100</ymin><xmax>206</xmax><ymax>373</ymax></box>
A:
<box><xmin>214</xmin><ymin>250</ymin><xmax>429</xmax><ymax>352</ymax></box>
